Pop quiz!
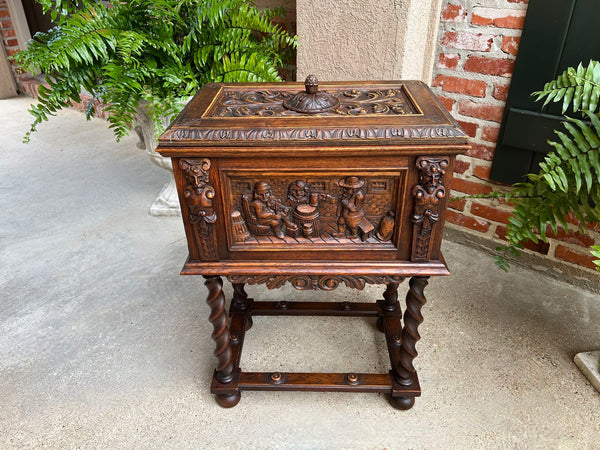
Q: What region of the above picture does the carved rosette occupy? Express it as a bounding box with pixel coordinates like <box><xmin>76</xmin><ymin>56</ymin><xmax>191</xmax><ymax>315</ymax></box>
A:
<box><xmin>411</xmin><ymin>157</ymin><xmax>449</xmax><ymax>261</ymax></box>
<box><xmin>227</xmin><ymin>274</ymin><xmax>405</xmax><ymax>291</ymax></box>
<box><xmin>180</xmin><ymin>158</ymin><xmax>218</xmax><ymax>260</ymax></box>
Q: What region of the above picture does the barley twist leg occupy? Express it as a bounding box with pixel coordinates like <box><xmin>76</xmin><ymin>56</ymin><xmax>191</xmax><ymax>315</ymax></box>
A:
<box><xmin>204</xmin><ymin>275</ymin><xmax>240</xmax><ymax>407</ymax></box>
<box><xmin>391</xmin><ymin>276</ymin><xmax>428</xmax><ymax>410</ymax></box>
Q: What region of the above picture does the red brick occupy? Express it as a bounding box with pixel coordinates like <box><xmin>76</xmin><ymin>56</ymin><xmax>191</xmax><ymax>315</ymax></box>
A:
<box><xmin>482</xmin><ymin>126</ymin><xmax>500</xmax><ymax>143</ymax></box>
<box><xmin>446</xmin><ymin>210</ymin><xmax>490</xmax><ymax>233</ymax></box>
<box><xmin>471</xmin><ymin>202</ymin><xmax>512</xmax><ymax>224</ymax></box>
<box><xmin>457</xmin><ymin>120</ymin><xmax>478</xmax><ymax>138</ymax></box>
<box><xmin>464</xmin><ymin>56</ymin><xmax>515</xmax><ymax>77</ymax></box>
<box><xmin>546</xmin><ymin>227</ymin><xmax>596</xmax><ymax>248</ymax></box>
<box><xmin>0</xmin><ymin>27</ymin><xmax>15</xmax><ymax>38</ymax></box>
<box><xmin>466</xmin><ymin>143</ymin><xmax>496</xmax><ymax>161</ymax></box>
<box><xmin>451</xmin><ymin>177</ymin><xmax>493</xmax><ymax>195</ymax></box>
<box><xmin>495</xmin><ymin>226</ymin><xmax>550</xmax><ymax>254</ymax></box>
<box><xmin>454</xmin><ymin>159</ymin><xmax>470</xmax><ymax>174</ymax></box>
<box><xmin>448</xmin><ymin>198</ymin><xmax>467</xmax><ymax>211</ymax></box>
<box><xmin>493</xmin><ymin>83</ymin><xmax>510</xmax><ymax>101</ymax></box>
<box><xmin>441</xmin><ymin>3</ymin><xmax>466</xmax><ymax>22</ymax></box>
<box><xmin>501</xmin><ymin>36</ymin><xmax>520</xmax><ymax>55</ymax></box>
<box><xmin>458</xmin><ymin>100</ymin><xmax>505</xmax><ymax>123</ymax></box>
<box><xmin>437</xmin><ymin>95</ymin><xmax>455</xmax><ymax>112</ymax></box>
<box><xmin>555</xmin><ymin>245</ymin><xmax>599</xmax><ymax>270</ymax></box>
<box><xmin>0</xmin><ymin>9</ymin><xmax>10</xmax><ymax>17</ymax></box>
<box><xmin>473</xmin><ymin>165</ymin><xmax>491</xmax><ymax>179</ymax></box>
<box><xmin>441</xmin><ymin>31</ymin><xmax>494</xmax><ymax>52</ymax></box>
<box><xmin>437</xmin><ymin>53</ymin><xmax>460</xmax><ymax>70</ymax></box>
<box><xmin>432</xmin><ymin>75</ymin><xmax>487</xmax><ymax>98</ymax></box>
<box><xmin>6</xmin><ymin>38</ymin><xmax>17</xmax><ymax>47</ymax></box>
<box><xmin>6</xmin><ymin>47</ymin><xmax>17</xmax><ymax>57</ymax></box>
<box><xmin>471</xmin><ymin>7</ymin><xmax>527</xmax><ymax>29</ymax></box>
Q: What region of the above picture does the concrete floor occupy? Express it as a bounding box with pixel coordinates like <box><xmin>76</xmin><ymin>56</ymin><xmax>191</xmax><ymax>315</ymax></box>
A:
<box><xmin>1</xmin><ymin>96</ymin><xmax>599</xmax><ymax>449</ymax></box>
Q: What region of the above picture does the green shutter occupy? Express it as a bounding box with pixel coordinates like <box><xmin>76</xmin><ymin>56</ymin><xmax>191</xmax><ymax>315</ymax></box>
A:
<box><xmin>490</xmin><ymin>0</ymin><xmax>600</xmax><ymax>184</ymax></box>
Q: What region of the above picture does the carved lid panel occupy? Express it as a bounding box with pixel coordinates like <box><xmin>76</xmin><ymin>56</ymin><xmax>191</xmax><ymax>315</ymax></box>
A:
<box><xmin>157</xmin><ymin>80</ymin><xmax>469</xmax><ymax>151</ymax></box>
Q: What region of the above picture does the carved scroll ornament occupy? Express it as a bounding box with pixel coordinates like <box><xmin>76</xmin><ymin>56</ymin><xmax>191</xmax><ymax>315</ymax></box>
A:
<box><xmin>411</xmin><ymin>157</ymin><xmax>449</xmax><ymax>261</ymax></box>
<box><xmin>227</xmin><ymin>274</ymin><xmax>405</xmax><ymax>291</ymax></box>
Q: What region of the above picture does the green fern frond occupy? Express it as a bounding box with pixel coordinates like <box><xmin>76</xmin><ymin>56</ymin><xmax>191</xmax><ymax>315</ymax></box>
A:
<box><xmin>12</xmin><ymin>0</ymin><xmax>296</xmax><ymax>142</ymax></box>
<box><xmin>533</xmin><ymin>60</ymin><xmax>600</xmax><ymax>114</ymax></box>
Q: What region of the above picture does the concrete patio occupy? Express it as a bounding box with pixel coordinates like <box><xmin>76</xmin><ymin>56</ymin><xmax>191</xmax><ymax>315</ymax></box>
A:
<box><xmin>1</xmin><ymin>95</ymin><xmax>599</xmax><ymax>448</ymax></box>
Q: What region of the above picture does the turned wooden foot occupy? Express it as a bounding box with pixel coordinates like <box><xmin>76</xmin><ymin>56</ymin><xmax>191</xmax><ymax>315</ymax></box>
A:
<box><xmin>389</xmin><ymin>395</ymin><xmax>415</xmax><ymax>410</ymax></box>
<box><xmin>215</xmin><ymin>391</ymin><xmax>241</xmax><ymax>408</ymax></box>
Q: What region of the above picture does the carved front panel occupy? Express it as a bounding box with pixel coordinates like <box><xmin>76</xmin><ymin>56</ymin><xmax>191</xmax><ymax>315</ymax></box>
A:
<box><xmin>223</xmin><ymin>171</ymin><xmax>405</xmax><ymax>250</ymax></box>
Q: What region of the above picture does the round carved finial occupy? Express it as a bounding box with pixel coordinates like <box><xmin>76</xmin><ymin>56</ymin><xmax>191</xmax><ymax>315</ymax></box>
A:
<box><xmin>305</xmin><ymin>74</ymin><xmax>319</xmax><ymax>94</ymax></box>
<box><xmin>282</xmin><ymin>74</ymin><xmax>340</xmax><ymax>114</ymax></box>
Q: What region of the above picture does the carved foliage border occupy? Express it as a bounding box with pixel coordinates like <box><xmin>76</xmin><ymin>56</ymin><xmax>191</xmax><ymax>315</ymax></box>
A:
<box><xmin>161</xmin><ymin>125</ymin><xmax>466</xmax><ymax>143</ymax></box>
<box><xmin>227</xmin><ymin>274</ymin><xmax>405</xmax><ymax>291</ymax></box>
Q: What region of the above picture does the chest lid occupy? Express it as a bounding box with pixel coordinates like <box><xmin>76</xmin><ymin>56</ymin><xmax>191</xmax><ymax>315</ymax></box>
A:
<box><xmin>158</xmin><ymin>76</ymin><xmax>468</xmax><ymax>149</ymax></box>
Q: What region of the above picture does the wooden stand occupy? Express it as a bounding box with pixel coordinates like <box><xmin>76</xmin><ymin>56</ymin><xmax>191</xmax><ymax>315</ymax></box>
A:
<box><xmin>157</xmin><ymin>77</ymin><xmax>469</xmax><ymax>410</ymax></box>
<box><xmin>204</xmin><ymin>275</ymin><xmax>429</xmax><ymax>410</ymax></box>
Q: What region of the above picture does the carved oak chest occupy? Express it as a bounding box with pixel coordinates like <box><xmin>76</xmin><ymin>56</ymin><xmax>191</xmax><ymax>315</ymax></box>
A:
<box><xmin>157</xmin><ymin>77</ymin><xmax>469</xmax><ymax>409</ymax></box>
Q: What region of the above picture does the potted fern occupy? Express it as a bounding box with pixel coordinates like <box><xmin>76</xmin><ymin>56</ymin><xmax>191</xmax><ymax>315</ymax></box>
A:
<box><xmin>458</xmin><ymin>61</ymin><xmax>600</xmax><ymax>272</ymax></box>
<box><xmin>13</xmin><ymin>0</ymin><xmax>296</xmax><ymax>215</ymax></box>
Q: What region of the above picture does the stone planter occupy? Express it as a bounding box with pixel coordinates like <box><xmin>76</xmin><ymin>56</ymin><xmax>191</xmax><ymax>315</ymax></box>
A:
<box><xmin>134</xmin><ymin>105</ymin><xmax>181</xmax><ymax>216</ymax></box>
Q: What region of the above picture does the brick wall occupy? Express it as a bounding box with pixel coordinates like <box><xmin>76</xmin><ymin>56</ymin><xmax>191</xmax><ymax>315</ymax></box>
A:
<box><xmin>432</xmin><ymin>0</ymin><xmax>600</xmax><ymax>274</ymax></box>
<box><xmin>0</xmin><ymin>0</ymin><xmax>19</xmax><ymax>59</ymax></box>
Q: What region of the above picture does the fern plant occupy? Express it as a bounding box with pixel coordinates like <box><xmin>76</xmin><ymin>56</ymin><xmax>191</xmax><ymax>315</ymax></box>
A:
<box><xmin>474</xmin><ymin>61</ymin><xmax>600</xmax><ymax>271</ymax></box>
<box><xmin>12</xmin><ymin>0</ymin><xmax>296</xmax><ymax>142</ymax></box>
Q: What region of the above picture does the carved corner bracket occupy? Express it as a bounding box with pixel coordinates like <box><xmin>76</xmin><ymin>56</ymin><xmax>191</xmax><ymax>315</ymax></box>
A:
<box><xmin>411</xmin><ymin>156</ymin><xmax>449</xmax><ymax>262</ymax></box>
<box><xmin>227</xmin><ymin>274</ymin><xmax>405</xmax><ymax>291</ymax></box>
<box><xmin>180</xmin><ymin>158</ymin><xmax>219</xmax><ymax>260</ymax></box>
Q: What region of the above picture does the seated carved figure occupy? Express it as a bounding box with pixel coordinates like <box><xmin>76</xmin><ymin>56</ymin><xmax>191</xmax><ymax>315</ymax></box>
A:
<box><xmin>243</xmin><ymin>181</ymin><xmax>297</xmax><ymax>239</ymax></box>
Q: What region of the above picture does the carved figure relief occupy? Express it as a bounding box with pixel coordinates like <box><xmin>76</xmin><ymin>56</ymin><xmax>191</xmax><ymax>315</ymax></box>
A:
<box><xmin>411</xmin><ymin>157</ymin><xmax>449</xmax><ymax>261</ymax></box>
<box><xmin>179</xmin><ymin>158</ymin><xmax>218</xmax><ymax>259</ymax></box>
<box><xmin>242</xmin><ymin>181</ymin><xmax>297</xmax><ymax>239</ymax></box>
<box><xmin>236</xmin><ymin>175</ymin><xmax>394</xmax><ymax>245</ymax></box>
<box><xmin>180</xmin><ymin>158</ymin><xmax>216</xmax><ymax>224</ymax></box>
<box><xmin>285</xmin><ymin>180</ymin><xmax>337</xmax><ymax>238</ymax></box>
<box><xmin>334</xmin><ymin>176</ymin><xmax>374</xmax><ymax>241</ymax></box>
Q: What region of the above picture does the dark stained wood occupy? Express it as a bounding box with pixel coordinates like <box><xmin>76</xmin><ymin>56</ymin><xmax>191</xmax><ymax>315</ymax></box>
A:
<box><xmin>158</xmin><ymin>78</ymin><xmax>468</xmax><ymax>410</ymax></box>
<box><xmin>241</xmin><ymin>300</ymin><xmax>381</xmax><ymax>316</ymax></box>
<box><xmin>181</xmin><ymin>259</ymin><xmax>450</xmax><ymax>277</ymax></box>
